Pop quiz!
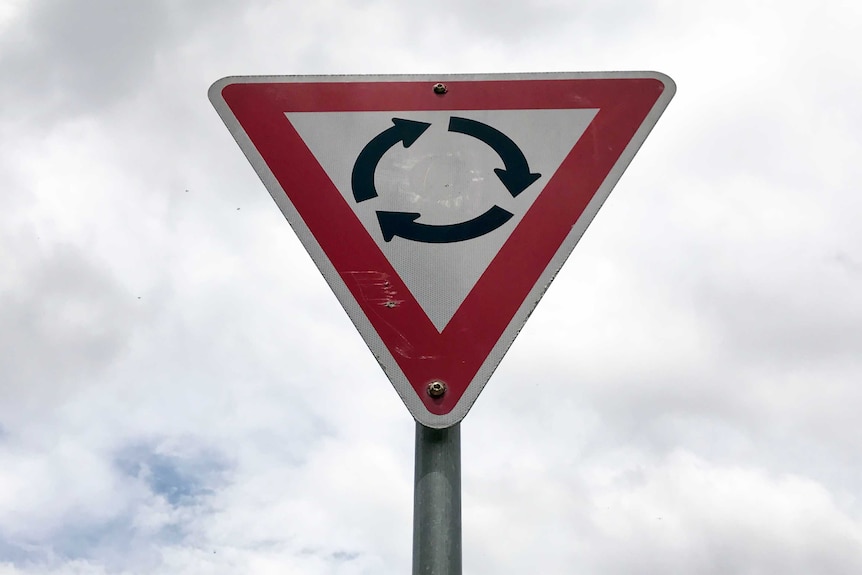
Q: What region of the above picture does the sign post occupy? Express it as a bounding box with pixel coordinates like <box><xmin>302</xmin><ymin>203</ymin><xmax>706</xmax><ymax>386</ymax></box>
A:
<box><xmin>209</xmin><ymin>72</ymin><xmax>674</xmax><ymax>573</ymax></box>
<box><xmin>413</xmin><ymin>423</ymin><xmax>461</xmax><ymax>575</ymax></box>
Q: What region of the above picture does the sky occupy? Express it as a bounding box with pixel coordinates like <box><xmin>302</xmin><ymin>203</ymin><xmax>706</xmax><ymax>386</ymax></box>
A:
<box><xmin>1</xmin><ymin>0</ymin><xmax>861</xmax><ymax>573</ymax></box>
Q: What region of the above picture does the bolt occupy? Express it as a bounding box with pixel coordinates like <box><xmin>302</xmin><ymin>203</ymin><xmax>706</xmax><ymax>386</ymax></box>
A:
<box><xmin>432</xmin><ymin>83</ymin><xmax>447</xmax><ymax>95</ymax></box>
<box><xmin>427</xmin><ymin>380</ymin><xmax>447</xmax><ymax>398</ymax></box>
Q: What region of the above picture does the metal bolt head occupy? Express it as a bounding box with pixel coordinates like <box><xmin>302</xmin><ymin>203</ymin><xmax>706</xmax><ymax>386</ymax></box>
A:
<box><xmin>432</xmin><ymin>83</ymin><xmax>447</xmax><ymax>95</ymax></box>
<box><xmin>427</xmin><ymin>380</ymin><xmax>447</xmax><ymax>397</ymax></box>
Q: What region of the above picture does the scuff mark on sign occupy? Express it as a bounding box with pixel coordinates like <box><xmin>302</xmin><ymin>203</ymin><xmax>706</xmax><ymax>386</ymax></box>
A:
<box><xmin>341</xmin><ymin>271</ymin><xmax>437</xmax><ymax>360</ymax></box>
<box><xmin>343</xmin><ymin>271</ymin><xmax>405</xmax><ymax>309</ymax></box>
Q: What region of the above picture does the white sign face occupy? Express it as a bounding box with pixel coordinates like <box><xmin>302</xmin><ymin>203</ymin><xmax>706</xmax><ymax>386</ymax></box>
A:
<box><xmin>210</xmin><ymin>73</ymin><xmax>675</xmax><ymax>428</ymax></box>
<box><xmin>287</xmin><ymin>109</ymin><xmax>599</xmax><ymax>331</ymax></box>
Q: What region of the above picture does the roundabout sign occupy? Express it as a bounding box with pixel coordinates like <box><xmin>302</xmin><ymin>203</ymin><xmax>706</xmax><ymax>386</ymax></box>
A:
<box><xmin>209</xmin><ymin>72</ymin><xmax>675</xmax><ymax>428</ymax></box>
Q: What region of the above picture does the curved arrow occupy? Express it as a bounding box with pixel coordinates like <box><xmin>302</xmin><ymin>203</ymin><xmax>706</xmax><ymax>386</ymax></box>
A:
<box><xmin>448</xmin><ymin>116</ymin><xmax>541</xmax><ymax>197</ymax></box>
<box><xmin>376</xmin><ymin>205</ymin><xmax>514</xmax><ymax>243</ymax></box>
<box><xmin>351</xmin><ymin>118</ymin><xmax>431</xmax><ymax>203</ymax></box>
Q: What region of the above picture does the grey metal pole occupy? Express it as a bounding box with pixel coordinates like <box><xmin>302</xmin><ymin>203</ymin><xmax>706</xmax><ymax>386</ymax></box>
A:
<box><xmin>412</xmin><ymin>422</ymin><xmax>462</xmax><ymax>575</ymax></box>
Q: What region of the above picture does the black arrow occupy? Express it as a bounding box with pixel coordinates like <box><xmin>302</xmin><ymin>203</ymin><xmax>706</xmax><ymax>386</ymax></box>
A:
<box><xmin>377</xmin><ymin>205</ymin><xmax>514</xmax><ymax>243</ymax></box>
<box><xmin>448</xmin><ymin>116</ymin><xmax>541</xmax><ymax>197</ymax></box>
<box><xmin>351</xmin><ymin>118</ymin><xmax>431</xmax><ymax>203</ymax></box>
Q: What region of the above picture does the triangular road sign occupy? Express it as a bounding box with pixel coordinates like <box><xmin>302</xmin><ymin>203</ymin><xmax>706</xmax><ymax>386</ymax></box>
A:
<box><xmin>209</xmin><ymin>72</ymin><xmax>675</xmax><ymax>428</ymax></box>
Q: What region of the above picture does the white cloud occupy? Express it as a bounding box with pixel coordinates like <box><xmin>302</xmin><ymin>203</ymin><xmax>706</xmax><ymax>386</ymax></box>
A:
<box><xmin>1</xmin><ymin>0</ymin><xmax>861</xmax><ymax>572</ymax></box>
<box><xmin>587</xmin><ymin>451</ymin><xmax>862</xmax><ymax>574</ymax></box>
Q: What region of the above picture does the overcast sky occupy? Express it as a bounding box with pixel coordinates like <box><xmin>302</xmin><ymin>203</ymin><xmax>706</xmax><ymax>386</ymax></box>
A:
<box><xmin>1</xmin><ymin>0</ymin><xmax>861</xmax><ymax>573</ymax></box>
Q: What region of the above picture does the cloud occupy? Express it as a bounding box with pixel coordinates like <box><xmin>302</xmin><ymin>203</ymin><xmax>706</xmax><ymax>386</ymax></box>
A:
<box><xmin>0</xmin><ymin>0</ymin><xmax>247</xmax><ymax>122</ymax></box>
<box><xmin>586</xmin><ymin>451</ymin><xmax>862</xmax><ymax>575</ymax></box>
<box><xmin>1</xmin><ymin>0</ymin><xmax>861</xmax><ymax>573</ymax></box>
<box><xmin>0</xmin><ymin>241</ymin><xmax>137</xmax><ymax>416</ymax></box>
<box><xmin>0</xmin><ymin>436</ymin><xmax>231</xmax><ymax>571</ymax></box>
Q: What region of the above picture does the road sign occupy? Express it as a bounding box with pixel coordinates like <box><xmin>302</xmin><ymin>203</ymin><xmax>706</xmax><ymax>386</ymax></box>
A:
<box><xmin>209</xmin><ymin>72</ymin><xmax>675</xmax><ymax>428</ymax></box>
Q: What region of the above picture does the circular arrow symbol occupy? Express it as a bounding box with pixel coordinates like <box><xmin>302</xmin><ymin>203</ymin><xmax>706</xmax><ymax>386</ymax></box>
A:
<box><xmin>376</xmin><ymin>205</ymin><xmax>514</xmax><ymax>244</ymax></box>
<box><xmin>350</xmin><ymin>116</ymin><xmax>540</xmax><ymax>243</ymax></box>
<box><xmin>351</xmin><ymin>118</ymin><xmax>431</xmax><ymax>203</ymax></box>
<box><xmin>447</xmin><ymin>117</ymin><xmax>541</xmax><ymax>198</ymax></box>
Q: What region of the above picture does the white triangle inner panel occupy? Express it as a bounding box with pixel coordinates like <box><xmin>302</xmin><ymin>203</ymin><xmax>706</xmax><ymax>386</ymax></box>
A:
<box><xmin>287</xmin><ymin>109</ymin><xmax>598</xmax><ymax>331</ymax></box>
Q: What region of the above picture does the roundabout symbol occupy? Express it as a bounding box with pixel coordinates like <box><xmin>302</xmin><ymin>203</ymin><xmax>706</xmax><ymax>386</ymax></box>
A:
<box><xmin>351</xmin><ymin>116</ymin><xmax>542</xmax><ymax>244</ymax></box>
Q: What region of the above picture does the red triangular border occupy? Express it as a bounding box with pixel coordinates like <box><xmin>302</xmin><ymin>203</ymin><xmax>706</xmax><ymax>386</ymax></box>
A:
<box><xmin>213</xmin><ymin>74</ymin><xmax>673</xmax><ymax>425</ymax></box>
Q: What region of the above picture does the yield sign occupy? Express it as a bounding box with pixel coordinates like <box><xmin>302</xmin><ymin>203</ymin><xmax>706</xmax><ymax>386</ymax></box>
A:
<box><xmin>209</xmin><ymin>72</ymin><xmax>675</xmax><ymax>428</ymax></box>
